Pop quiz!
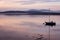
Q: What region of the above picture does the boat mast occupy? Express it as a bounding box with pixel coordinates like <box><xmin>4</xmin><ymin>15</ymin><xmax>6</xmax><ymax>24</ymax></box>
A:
<box><xmin>49</xmin><ymin>15</ymin><xmax>50</xmax><ymax>22</ymax></box>
<box><xmin>49</xmin><ymin>8</ymin><xmax>51</xmax><ymax>40</ymax></box>
<box><xmin>49</xmin><ymin>8</ymin><xmax>50</xmax><ymax>22</ymax></box>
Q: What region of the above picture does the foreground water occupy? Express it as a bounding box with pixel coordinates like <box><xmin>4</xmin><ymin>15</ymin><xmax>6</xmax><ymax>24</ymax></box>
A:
<box><xmin>0</xmin><ymin>15</ymin><xmax>60</xmax><ymax>40</ymax></box>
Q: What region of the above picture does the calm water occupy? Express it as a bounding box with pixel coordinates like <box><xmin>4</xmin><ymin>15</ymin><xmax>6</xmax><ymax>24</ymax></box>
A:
<box><xmin>0</xmin><ymin>15</ymin><xmax>60</xmax><ymax>40</ymax></box>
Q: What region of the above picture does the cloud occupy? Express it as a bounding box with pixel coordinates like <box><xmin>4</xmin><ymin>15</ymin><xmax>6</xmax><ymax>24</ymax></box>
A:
<box><xmin>31</xmin><ymin>0</ymin><xmax>60</xmax><ymax>2</ymax></box>
<box><xmin>13</xmin><ymin>0</ymin><xmax>60</xmax><ymax>5</ymax></box>
<box><xmin>0</xmin><ymin>0</ymin><xmax>60</xmax><ymax>5</ymax></box>
<box><xmin>15</xmin><ymin>1</ymin><xmax>35</xmax><ymax>5</ymax></box>
<box><xmin>0</xmin><ymin>0</ymin><xmax>60</xmax><ymax>11</ymax></box>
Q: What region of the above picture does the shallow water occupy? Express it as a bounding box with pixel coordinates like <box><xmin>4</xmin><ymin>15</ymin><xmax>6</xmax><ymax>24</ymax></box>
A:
<box><xmin>0</xmin><ymin>15</ymin><xmax>60</xmax><ymax>40</ymax></box>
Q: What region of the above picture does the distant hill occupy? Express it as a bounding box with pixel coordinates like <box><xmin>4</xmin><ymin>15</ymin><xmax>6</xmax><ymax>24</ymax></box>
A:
<box><xmin>0</xmin><ymin>11</ymin><xmax>26</xmax><ymax>13</ymax></box>
<box><xmin>0</xmin><ymin>9</ymin><xmax>60</xmax><ymax>15</ymax></box>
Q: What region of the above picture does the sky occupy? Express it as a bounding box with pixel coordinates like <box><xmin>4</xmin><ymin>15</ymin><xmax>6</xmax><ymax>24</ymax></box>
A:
<box><xmin>0</xmin><ymin>0</ymin><xmax>60</xmax><ymax>11</ymax></box>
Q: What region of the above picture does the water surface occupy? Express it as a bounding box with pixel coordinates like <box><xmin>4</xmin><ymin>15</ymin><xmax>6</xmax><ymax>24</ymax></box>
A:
<box><xmin>0</xmin><ymin>15</ymin><xmax>60</xmax><ymax>40</ymax></box>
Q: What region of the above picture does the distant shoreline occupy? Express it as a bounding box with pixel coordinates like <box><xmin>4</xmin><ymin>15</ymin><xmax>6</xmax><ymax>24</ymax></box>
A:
<box><xmin>0</xmin><ymin>13</ymin><xmax>60</xmax><ymax>15</ymax></box>
<box><xmin>0</xmin><ymin>11</ymin><xmax>60</xmax><ymax>15</ymax></box>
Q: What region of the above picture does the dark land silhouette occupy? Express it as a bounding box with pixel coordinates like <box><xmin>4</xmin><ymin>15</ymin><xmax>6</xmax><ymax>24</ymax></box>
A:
<box><xmin>0</xmin><ymin>9</ymin><xmax>60</xmax><ymax>15</ymax></box>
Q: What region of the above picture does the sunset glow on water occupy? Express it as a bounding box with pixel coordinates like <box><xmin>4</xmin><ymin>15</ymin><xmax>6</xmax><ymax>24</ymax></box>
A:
<box><xmin>0</xmin><ymin>15</ymin><xmax>60</xmax><ymax>40</ymax></box>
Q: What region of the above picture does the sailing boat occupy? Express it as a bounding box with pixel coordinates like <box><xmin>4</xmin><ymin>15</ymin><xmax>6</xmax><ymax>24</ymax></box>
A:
<box><xmin>43</xmin><ymin>9</ymin><xmax>56</xmax><ymax>26</ymax></box>
<box><xmin>43</xmin><ymin>16</ymin><xmax>56</xmax><ymax>26</ymax></box>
